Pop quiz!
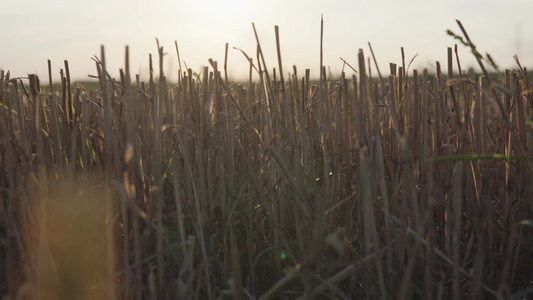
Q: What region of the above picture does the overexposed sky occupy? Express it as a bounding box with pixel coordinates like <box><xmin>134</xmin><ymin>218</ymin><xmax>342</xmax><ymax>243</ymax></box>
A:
<box><xmin>1</xmin><ymin>0</ymin><xmax>532</xmax><ymax>82</ymax></box>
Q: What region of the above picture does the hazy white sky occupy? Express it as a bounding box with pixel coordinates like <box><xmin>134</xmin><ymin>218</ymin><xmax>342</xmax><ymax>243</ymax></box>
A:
<box><xmin>2</xmin><ymin>0</ymin><xmax>532</xmax><ymax>82</ymax></box>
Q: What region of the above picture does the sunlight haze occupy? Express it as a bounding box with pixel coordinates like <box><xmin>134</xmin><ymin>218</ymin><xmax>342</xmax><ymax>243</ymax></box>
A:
<box><xmin>2</xmin><ymin>0</ymin><xmax>531</xmax><ymax>82</ymax></box>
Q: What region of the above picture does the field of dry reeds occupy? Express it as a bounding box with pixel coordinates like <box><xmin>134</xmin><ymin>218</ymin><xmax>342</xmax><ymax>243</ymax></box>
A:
<box><xmin>1</xmin><ymin>20</ymin><xmax>533</xmax><ymax>299</ymax></box>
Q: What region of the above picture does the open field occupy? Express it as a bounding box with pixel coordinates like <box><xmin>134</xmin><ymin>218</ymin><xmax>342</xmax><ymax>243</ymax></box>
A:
<box><xmin>1</xmin><ymin>21</ymin><xmax>533</xmax><ymax>299</ymax></box>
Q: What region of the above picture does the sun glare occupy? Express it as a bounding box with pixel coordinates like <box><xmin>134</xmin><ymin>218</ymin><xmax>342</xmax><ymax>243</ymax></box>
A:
<box><xmin>189</xmin><ymin>0</ymin><xmax>256</xmax><ymax>24</ymax></box>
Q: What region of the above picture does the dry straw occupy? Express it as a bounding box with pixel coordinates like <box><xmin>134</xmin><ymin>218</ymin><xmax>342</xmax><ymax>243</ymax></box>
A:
<box><xmin>0</xmin><ymin>20</ymin><xmax>532</xmax><ymax>299</ymax></box>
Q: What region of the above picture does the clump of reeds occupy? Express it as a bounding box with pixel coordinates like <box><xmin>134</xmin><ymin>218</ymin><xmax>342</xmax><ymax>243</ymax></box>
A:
<box><xmin>1</xmin><ymin>20</ymin><xmax>532</xmax><ymax>299</ymax></box>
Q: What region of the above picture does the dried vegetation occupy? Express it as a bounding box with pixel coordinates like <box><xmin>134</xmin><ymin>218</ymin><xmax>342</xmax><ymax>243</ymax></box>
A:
<box><xmin>1</xmin><ymin>20</ymin><xmax>533</xmax><ymax>299</ymax></box>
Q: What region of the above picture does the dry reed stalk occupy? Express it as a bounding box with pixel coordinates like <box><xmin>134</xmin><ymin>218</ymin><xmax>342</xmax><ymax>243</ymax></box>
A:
<box><xmin>452</xmin><ymin>161</ymin><xmax>463</xmax><ymax>299</ymax></box>
<box><xmin>97</xmin><ymin>45</ymin><xmax>117</xmax><ymax>299</ymax></box>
